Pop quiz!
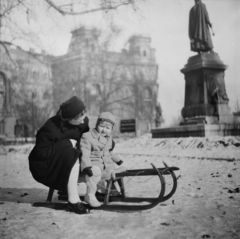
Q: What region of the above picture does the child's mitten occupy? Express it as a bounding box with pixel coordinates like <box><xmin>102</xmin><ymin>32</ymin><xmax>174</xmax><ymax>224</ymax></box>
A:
<box><xmin>83</xmin><ymin>167</ymin><xmax>93</xmax><ymax>177</ymax></box>
<box><xmin>116</xmin><ymin>160</ymin><xmax>123</xmax><ymax>166</ymax></box>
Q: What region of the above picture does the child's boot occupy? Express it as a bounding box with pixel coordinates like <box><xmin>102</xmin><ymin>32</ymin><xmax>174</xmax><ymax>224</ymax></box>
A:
<box><xmin>84</xmin><ymin>179</ymin><xmax>101</xmax><ymax>207</ymax></box>
<box><xmin>84</xmin><ymin>166</ymin><xmax>101</xmax><ymax>207</ymax></box>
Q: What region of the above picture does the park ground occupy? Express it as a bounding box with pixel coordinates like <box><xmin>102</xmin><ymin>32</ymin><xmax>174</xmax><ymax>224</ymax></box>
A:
<box><xmin>0</xmin><ymin>134</ymin><xmax>240</xmax><ymax>239</ymax></box>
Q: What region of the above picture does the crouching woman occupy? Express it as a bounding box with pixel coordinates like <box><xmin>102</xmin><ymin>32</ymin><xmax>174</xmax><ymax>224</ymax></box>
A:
<box><xmin>29</xmin><ymin>96</ymin><xmax>90</xmax><ymax>214</ymax></box>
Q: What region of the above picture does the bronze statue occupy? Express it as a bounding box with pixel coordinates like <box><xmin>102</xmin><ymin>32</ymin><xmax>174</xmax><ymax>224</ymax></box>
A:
<box><xmin>155</xmin><ymin>102</ymin><xmax>162</xmax><ymax>128</ymax></box>
<box><xmin>189</xmin><ymin>0</ymin><xmax>214</xmax><ymax>53</ymax></box>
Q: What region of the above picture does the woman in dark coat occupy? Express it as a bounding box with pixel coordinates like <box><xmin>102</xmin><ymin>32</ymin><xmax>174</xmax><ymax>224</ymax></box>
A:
<box><xmin>29</xmin><ymin>96</ymin><xmax>90</xmax><ymax>214</ymax></box>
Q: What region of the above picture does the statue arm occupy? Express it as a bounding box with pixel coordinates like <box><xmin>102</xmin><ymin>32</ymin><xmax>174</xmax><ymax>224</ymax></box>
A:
<box><xmin>203</xmin><ymin>4</ymin><xmax>212</xmax><ymax>27</ymax></box>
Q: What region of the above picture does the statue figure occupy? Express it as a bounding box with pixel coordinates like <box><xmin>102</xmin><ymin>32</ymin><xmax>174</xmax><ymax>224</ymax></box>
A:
<box><xmin>189</xmin><ymin>0</ymin><xmax>214</xmax><ymax>53</ymax></box>
<box><xmin>155</xmin><ymin>102</ymin><xmax>162</xmax><ymax>128</ymax></box>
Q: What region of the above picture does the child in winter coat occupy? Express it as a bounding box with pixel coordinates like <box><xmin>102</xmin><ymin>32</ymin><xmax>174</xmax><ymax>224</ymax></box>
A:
<box><xmin>80</xmin><ymin>112</ymin><xmax>125</xmax><ymax>207</ymax></box>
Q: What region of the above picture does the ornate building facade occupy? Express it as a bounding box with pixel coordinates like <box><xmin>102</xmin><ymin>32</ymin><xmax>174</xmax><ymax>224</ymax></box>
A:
<box><xmin>0</xmin><ymin>27</ymin><xmax>159</xmax><ymax>139</ymax></box>
<box><xmin>0</xmin><ymin>44</ymin><xmax>53</xmax><ymax>139</ymax></box>
<box><xmin>51</xmin><ymin>27</ymin><xmax>159</xmax><ymax>135</ymax></box>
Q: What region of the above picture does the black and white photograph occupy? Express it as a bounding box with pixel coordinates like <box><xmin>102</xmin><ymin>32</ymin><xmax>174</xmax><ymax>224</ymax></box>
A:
<box><xmin>0</xmin><ymin>0</ymin><xmax>240</xmax><ymax>238</ymax></box>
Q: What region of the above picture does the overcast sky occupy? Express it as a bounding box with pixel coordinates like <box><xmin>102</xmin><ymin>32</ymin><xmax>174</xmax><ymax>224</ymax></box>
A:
<box><xmin>33</xmin><ymin>0</ymin><xmax>240</xmax><ymax>125</ymax></box>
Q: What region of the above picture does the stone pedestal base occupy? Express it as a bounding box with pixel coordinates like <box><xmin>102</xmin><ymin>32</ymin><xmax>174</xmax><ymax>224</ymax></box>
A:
<box><xmin>180</xmin><ymin>52</ymin><xmax>233</xmax><ymax>123</ymax></box>
<box><xmin>155</xmin><ymin>52</ymin><xmax>239</xmax><ymax>139</ymax></box>
<box><xmin>180</xmin><ymin>116</ymin><xmax>218</xmax><ymax>125</ymax></box>
<box><xmin>151</xmin><ymin>123</ymin><xmax>240</xmax><ymax>138</ymax></box>
<box><xmin>181</xmin><ymin>104</ymin><xmax>234</xmax><ymax>125</ymax></box>
<box><xmin>152</xmin><ymin>52</ymin><xmax>240</xmax><ymax>139</ymax></box>
<box><xmin>217</xmin><ymin>104</ymin><xmax>234</xmax><ymax>123</ymax></box>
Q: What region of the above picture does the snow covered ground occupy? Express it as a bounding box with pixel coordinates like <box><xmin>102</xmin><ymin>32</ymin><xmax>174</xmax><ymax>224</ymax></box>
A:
<box><xmin>0</xmin><ymin>135</ymin><xmax>240</xmax><ymax>239</ymax></box>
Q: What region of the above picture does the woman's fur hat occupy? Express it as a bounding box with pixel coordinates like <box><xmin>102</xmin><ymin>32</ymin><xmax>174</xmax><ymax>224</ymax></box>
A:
<box><xmin>60</xmin><ymin>96</ymin><xmax>86</xmax><ymax>120</ymax></box>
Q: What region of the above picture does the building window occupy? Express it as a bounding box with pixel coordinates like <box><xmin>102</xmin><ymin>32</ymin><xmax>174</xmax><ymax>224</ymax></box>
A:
<box><xmin>143</xmin><ymin>50</ymin><xmax>147</xmax><ymax>57</ymax></box>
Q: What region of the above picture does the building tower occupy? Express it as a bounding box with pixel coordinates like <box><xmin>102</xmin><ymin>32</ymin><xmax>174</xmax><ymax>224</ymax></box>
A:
<box><xmin>127</xmin><ymin>35</ymin><xmax>159</xmax><ymax>129</ymax></box>
<box><xmin>68</xmin><ymin>27</ymin><xmax>99</xmax><ymax>54</ymax></box>
<box><xmin>128</xmin><ymin>35</ymin><xmax>156</xmax><ymax>63</ymax></box>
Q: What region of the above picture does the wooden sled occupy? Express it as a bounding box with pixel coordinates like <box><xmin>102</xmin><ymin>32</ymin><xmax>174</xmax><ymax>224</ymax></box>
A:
<box><xmin>33</xmin><ymin>162</ymin><xmax>180</xmax><ymax>211</ymax></box>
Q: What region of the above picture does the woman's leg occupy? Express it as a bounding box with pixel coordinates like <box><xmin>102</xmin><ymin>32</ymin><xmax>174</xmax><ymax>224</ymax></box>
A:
<box><xmin>67</xmin><ymin>161</ymin><xmax>89</xmax><ymax>214</ymax></box>
<box><xmin>67</xmin><ymin>161</ymin><xmax>81</xmax><ymax>204</ymax></box>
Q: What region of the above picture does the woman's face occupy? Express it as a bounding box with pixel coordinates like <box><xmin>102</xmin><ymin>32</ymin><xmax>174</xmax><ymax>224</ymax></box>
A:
<box><xmin>96</xmin><ymin>121</ymin><xmax>113</xmax><ymax>137</ymax></box>
<box><xmin>69</xmin><ymin>110</ymin><xmax>86</xmax><ymax>125</ymax></box>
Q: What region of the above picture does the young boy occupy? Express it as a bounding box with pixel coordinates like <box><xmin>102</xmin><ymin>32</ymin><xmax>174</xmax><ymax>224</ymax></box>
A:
<box><xmin>80</xmin><ymin>112</ymin><xmax>124</xmax><ymax>207</ymax></box>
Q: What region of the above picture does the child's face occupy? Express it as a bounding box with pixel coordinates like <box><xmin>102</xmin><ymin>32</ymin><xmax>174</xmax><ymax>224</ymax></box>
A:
<box><xmin>97</xmin><ymin>121</ymin><xmax>113</xmax><ymax>137</ymax></box>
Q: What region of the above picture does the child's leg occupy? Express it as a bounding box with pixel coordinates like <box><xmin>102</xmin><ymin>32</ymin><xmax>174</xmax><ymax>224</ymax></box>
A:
<box><xmin>84</xmin><ymin>165</ymin><xmax>102</xmax><ymax>207</ymax></box>
<box><xmin>110</xmin><ymin>182</ymin><xmax>121</xmax><ymax>196</ymax></box>
<box><xmin>97</xmin><ymin>172</ymin><xmax>121</xmax><ymax>196</ymax></box>
<box><xmin>97</xmin><ymin>180</ymin><xmax>107</xmax><ymax>194</ymax></box>
<box><xmin>97</xmin><ymin>180</ymin><xmax>119</xmax><ymax>194</ymax></box>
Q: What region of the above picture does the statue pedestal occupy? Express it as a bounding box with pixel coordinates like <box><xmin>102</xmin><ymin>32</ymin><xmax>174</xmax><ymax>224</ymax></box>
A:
<box><xmin>151</xmin><ymin>53</ymin><xmax>240</xmax><ymax>138</ymax></box>
<box><xmin>180</xmin><ymin>52</ymin><xmax>233</xmax><ymax>124</ymax></box>
<box><xmin>151</xmin><ymin>123</ymin><xmax>240</xmax><ymax>138</ymax></box>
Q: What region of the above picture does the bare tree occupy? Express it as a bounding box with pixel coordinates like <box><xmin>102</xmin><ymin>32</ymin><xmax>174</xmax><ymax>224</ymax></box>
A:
<box><xmin>10</xmin><ymin>55</ymin><xmax>53</xmax><ymax>135</ymax></box>
<box><xmin>80</xmin><ymin>28</ymin><xmax>158</xmax><ymax>123</ymax></box>
<box><xmin>88</xmin><ymin>36</ymin><xmax>131</xmax><ymax>113</ymax></box>
<box><xmin>0</xmin><ymin>0</ymin><xmax>145</xmax><ymax>58</ymax></box>
<box><xmin>45</xmin><ymin>0</ymin><xmax>141</xmax><ymax>16</ymax></box>
<box><xmin>82</xmin><ymin>48</ymin><xmax>157</xmax><ymax>121</ymax></box>
<box><xmin>0</xmin><ymin>0</ymin><xmax>149</xmax><ymax>134</ymax></box>
<box><xmin>51</xmin><ymin>26</ymin><xmax>151</xmax><ymax>120</ymax></box>
<box><xmin>51</xmin><ymin>27</ymin><xmax>130</xmax><ymax>114</ymax></box>
<box><xmin>0</xmin><ymin>1</ymin><xmax>44</xmax><ymax>57</ymax></box>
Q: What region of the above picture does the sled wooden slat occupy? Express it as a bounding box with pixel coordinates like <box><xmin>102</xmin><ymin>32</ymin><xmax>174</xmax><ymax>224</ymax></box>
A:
<box><xmin>115</xmin><ymin>166</ymin><xmax>179</xmax><ymax>177</ymax></box>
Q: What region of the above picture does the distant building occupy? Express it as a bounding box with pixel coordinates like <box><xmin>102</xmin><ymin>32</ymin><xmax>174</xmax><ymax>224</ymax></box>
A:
<box><xmin>0</xmin><ymin>27</ymin><xmax>159</xmax><ymax>139</ymax></box>
<box><xmin>0</xmin><ymin>44</ymin><xmax>53</xmax><ymax>139</ymax></box>
<box><xmin>51</xmin><ymin>27</ymin><xmax>159</xmax><ymax>135</ymax></box>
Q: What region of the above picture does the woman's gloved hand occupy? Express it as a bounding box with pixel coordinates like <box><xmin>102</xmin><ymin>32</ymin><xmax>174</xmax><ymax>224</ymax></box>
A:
<box><xmin>82</xmin><ymin>167</ymin><xmax>93</xmax><ymax>177</ymax></box>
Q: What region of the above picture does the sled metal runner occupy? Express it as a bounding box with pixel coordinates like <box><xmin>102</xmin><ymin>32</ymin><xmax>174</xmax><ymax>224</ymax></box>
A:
<box><xmin>33</xmin><ymin>162</ymin><xmax>180</xmax><ymax>211</ymax></box>
<box><xmin>95</xmin><ymin>162</ymin><xmax>179</xmax><ymax>211</ymax></box>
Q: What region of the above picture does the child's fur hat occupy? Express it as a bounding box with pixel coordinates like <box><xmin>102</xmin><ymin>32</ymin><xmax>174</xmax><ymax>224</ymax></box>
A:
<box><xmin>97</xmin><ymin>112</ymin><xmax>115</xmax><ymax>125</ymax></box>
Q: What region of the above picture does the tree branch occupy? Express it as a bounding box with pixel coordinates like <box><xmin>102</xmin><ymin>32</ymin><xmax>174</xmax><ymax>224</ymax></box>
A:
<box><xmin>0</xmin><ymin>40</ymin><xmax>46</xmax><ymax>65</ymax></box>
<box><xmin>105</xmin><ymin>95</ymin><xmax>133</xmax><ymax>107</ymax></box>
<box><xmin>0</xmin><ymin>41</ymin><xmax>17</xmax><ymax>66</ymax></box>
<box><xmin>44</xmin><ymin>0</ymin><xmax>133</xmax><ymax>16</ymax></box>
